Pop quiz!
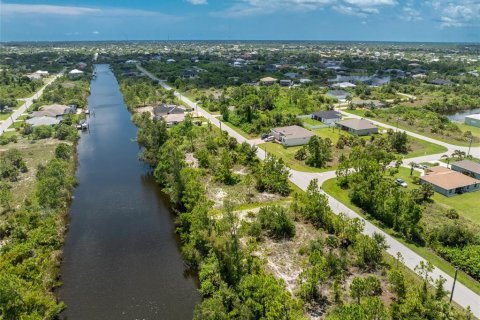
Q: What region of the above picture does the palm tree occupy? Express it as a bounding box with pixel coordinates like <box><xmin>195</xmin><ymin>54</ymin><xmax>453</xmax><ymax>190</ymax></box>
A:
<box><xmin>409</xmin><ymin>161</ymin><xmax>416</xmax><ymax>176</ymax></box>
<box><xmin>441</xmin><ymin>154</ymin><xmax>450</xmax><ymax>168</ymax></box>
<box><xmin>451</xmin><ymin>150</ymin><xmax>466</xmax><ymax>161</ymax></box>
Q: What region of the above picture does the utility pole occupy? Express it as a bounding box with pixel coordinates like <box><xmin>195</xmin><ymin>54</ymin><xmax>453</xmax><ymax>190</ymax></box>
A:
<box><xmin>450</xmin><ymin>268</ymin><xmax>458</xmax><ymax>304</ymax></box>
<box><xmin>467</xmin><ymin>136</ymin><xmax>473</xmax><ymax>157</ymax></box>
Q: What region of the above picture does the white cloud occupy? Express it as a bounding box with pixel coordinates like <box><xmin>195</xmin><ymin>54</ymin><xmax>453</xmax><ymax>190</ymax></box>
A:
<box><xmin>433</xmin><ymin>0</ymin><xmax>480</xmax><ymax>27</ymax></box>
<box><xmin>1</xmin><ymin>2</ymin><xmax>181</xmax><ymax>20</ymax></box>
<box><xmin>92</xmin><ymin>31</ymin><xmax>100</xmax><ymax>35</ymax></box>
<box><xmin>402</xmin><ymin>6</ymin><xmax>422</xmax><ymax>21</ymax></box>
<box><xmin>1</xmin><ymin>3</ymin><xmax>101</xmax><ymax>15</ymax></box>
<box><xmin>187</xmin><ymin>0</ymin><xmax>208</xmax><ymax>4</ymax></box>
<box><xmin>213</xmin><ymin>0</ymin><xmax>395</xmax><ymax>18</ymax></box>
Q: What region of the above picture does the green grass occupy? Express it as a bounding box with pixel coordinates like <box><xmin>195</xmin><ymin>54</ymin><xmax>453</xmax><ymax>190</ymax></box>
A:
<box><xmin>432</xmin><ymin>191</ymin><xmax>480</xmax><ymax>225</ymax></box>
<box><xmin>258</xmin><ymin>142</ymin><xmax>334</xmax><ymax>173</ymax></box>
<box><xmin>343</xmin><ymin>110</ymin><xmax>480</xmax><ymax>147</ymax></box>
<box><xmin>322</xmin><ymin>176</ymin><xmax>480</xmax><ymax>296</ymax></box>
<box><xmin>313</xmin><ymin>126</ymin><xmax>348</xmax><ymax>143</ymax></box>
<box><xmin>303</xmin><ymin>118</ymin><xmax>325</xmax><ymax>126</ymax></box>
<box><xmin>406</xmin><ymin>136</ymin><xmax>448</xmax><ymax>158</ymax></box>
<box><xmin>455</xmin><ymin>122</ymin><xmax>480</xmax><ymax>139</ymax></box>
<box><xmin>223</xmin><ymin>121</ymin><xmax>258</xmax><ymax>139</ymax></box>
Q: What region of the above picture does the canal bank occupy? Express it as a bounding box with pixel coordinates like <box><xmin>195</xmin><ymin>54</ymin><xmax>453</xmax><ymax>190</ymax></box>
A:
<box><xmin>59</xmin><ymin>64</ymin><xmax>199</xmax><ymax>319</ymax></box>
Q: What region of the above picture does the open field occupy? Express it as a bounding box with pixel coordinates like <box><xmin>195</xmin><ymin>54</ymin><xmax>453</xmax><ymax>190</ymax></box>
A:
<box><xmin>322</xmin><ymin>174</ymin><xmax>480</xmax><ymax>296</ymax></box>
<box><xmin>432</xmin><ymin>191</ymin><xmax>480</xmax><ymax>225</ymax></box>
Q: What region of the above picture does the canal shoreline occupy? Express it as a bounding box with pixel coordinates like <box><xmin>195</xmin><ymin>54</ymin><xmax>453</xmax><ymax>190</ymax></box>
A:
<box><xmin>58</xmin><ymin>64</ymin><xmax>199</xmax><ymax>320</ymax></box>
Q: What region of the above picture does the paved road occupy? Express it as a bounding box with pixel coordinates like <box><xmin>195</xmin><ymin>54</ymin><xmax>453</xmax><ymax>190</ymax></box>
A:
<box><xmin>137</xmin><ymin>64</ymin><xmax>480</xmax><ymax>317</ymax></box>
<box><xmin>0</xmin><ymin>72</ymin><xmax>64</xmax><ymax>135</ymax></box>
<box><xmin>339</xmin><ymin>110</ymin><xmax>480</xmax><ymax>159</ymax></box>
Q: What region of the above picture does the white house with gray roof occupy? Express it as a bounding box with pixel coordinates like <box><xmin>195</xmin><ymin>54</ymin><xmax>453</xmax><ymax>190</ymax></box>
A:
<box><xmin>271</xmin><ymin>125</ymin><xmax>315</xmax><ymax>147</ymax></box>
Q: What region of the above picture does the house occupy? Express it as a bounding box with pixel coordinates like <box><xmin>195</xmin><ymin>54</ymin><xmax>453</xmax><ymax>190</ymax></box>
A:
<box><xmin>326</xmin><ymin>90</ymin><xmax>351</xmax><ymax>102</ymax></box>
<box><xmin>420</xmin><ymin>166</ymin><xmax>480</xmax><ymax>197</ymax></box>
<box><xmin>31</xmin><ymin>104</ymin><xmax>76</xmax><ymax>119</ymax></box>
<box><xmin>260</xmin><ymin>77</ymin><xmax>278</xmax><ymax>85</ymax></box>
<box><xmin>77</xmin><ymin>62</ymin><xmax>88</xmax><ymax>70</ymax></box>
<box><xmin>331</xmin><ymin>82</ymin><xmax>356</xmax><ymax>89</ymax></box>
<box><xmin>166</xmin><ymin>59</ymin><xmax>176</xmax><ymax>64</ymax></box>
<box><xmin>279</xmin><ymin>79</ymin><xmax>293</xmax><ymax>87</ymax></box>
<box><xmin>271</xmin><ymin>125</ymin><xmax>316</xmax><ymax>147</ymax></box>
<box><xmin>284</xmin><ymin>72</ymin><xmax>300</xmax><ymax>79</ymax></box>
<box><xmin>163</xmin><ymin>113</ymin><xmax>186</xmax><ymax>127</ymax></box>
<box><xmin>352</xmin><ymin>100</ymin><xmax>387</xmax><ymax>108</ymax></box>
<box><xmin>68</xmin><ymin>69</ymin><xmax>84</xmax><ymax>79</ymax></box>
<box><xmin>299</xmin><ymin>78</ymin><xmax>312</xmax><ymax>84</ymax></box>
<box><xmin>311</xmin><ymin>110</ymin><xmax>342</xmax><ymax>125</ymax></box>
<box><xmin>182</xmin><ymin>69</ymin><xmax>197</xmax><ymax>79</ymax></box>
<box><xmin>451</xmin><ymin>160</ymin><xmax>480</xmax><ymax>179</ymax></box>
<box><xmin>336</xmin><ymin>118</ymin><xmax>378</xmax><ymax>136</ymax></box>
<box><xmin>153</xmin><ymin>104</ymin><xmax>184</xmax><ymax>120</ymax></box>
<box><xmin>428</xmin><ymin>79</ymin><xmax>453</xmax><ymax>86</ymax></box>
<box><xmin>26</xmin><ymin>116</ymin><xmax>61</xmax><ymax>127</ymax></box>
<box><xmin>465</xmin><ymin>114</ymin><xmax>480</xmax><ymax>128</ymax></box>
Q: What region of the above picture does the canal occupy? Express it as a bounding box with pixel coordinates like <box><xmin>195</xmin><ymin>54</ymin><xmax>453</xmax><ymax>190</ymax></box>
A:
<box><xmin>59</xmin><ymin>64</ymin><xmax>199</xmax><ymax>319</ymax></box>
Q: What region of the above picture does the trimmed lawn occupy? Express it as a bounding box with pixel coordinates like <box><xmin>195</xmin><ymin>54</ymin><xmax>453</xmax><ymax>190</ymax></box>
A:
<box><xmin>343</xmin><ymin>110</ymin><xmax>480</xmax><ymax>147</ymax></box>
<box><xmin>432</xmin><ymin>191</ymin><xmax>480</xmax><ymax>225</ymax></box>
<box><xmin>303</xmin><ymin>117</ymin><xmax>325</xmax><ymax>126</ymax></box>
<box><xmin>455</xmin><ymin>122</ymin><xmax>480</xmax><ymax>139</ymax></box>
<box><xmin>313</xmin><ymin>126</ymin><xmax>348</xmax><ymax>143</ymax></box>
<box><xmin>322</xmin><ymin>176</ymin><xmax>480</xmax><ymax>296</ymax></box>
<box><xmin>257</xmin><ymin>142</ymin><xmax>334</xmax><ymax>173</ymax></box>
<box><xmin>406</xmin><ymin>136</ymin><xmax>448</xmax><ymax>158</ymax></box>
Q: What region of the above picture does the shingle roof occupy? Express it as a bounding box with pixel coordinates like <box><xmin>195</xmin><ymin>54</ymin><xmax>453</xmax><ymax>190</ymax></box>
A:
<box><xmin>452</xmin><ymin>160</ymin><xmax>480</xmax><ymax>175</ymax></box>
<box><xmin>26</xmin><ymin>116</ymin><xmax>61</xmax><ymax>127</ymax></box>
<box><xmin>312</xmin><ymin>110</ymin><xmax>342</xmax><ymax>119</ymax></box>
<box><xmin>421</xmin><ymin>166</ymin><xmax>480</xmax><ymax>190</ymax></box>
<box><xmin>337</xmin><ymin>118</ymin><xmax>377</xmax><ymax>130</ymax></box>
<box><xmin>272</xmin><ymin>125</ymin><xmax>315</xmax><ymax>139</ymax></box>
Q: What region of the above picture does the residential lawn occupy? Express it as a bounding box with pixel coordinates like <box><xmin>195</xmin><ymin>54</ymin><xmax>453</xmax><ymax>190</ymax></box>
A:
<box><xmin>313</xmin><ymin>126</ymin><xmax>348</xmax><ymax>143</ymax></box>
<box><xmin>303</xmin><ymin>117</ymin><xmax>325</xmax><ymax>126</ymax></box>
<box><xmin>343</xmin><ymin>110</ymin><xmax>480</xmax><ymax>147</ymax></box>
<box><xmin>258</xmin><ymin>142</ymin><xmax>335</xmax><ymax>173</ymax></box>
<box><xmin>224</xmin><ymin>121</ymin><xmax>258</xmax><ymax>139</ymax></box>
<box><xmin>322</xmin><ymin>176</ymin><xmax>480</xmax><ymax>296</ymax></box>
<box><xmin>406</xmin><ymin>136</ymin><xmax>448</xmax><ymax>158</ymax></box>
<box><xmin>432</xmin><ymin>191</ymin><xmax>480</xmax><ymax>225</ymax></box>
<box><xmin>455</xmin><ymin>122</ymin><xmax>480</xmax><ymax>140</ymax></box>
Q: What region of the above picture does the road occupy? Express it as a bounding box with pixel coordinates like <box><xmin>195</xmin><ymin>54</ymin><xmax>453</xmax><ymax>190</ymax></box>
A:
<box><xmin>137</xmin><ymin>64</ymin><xmax>480</xmax><ymax>317</ymax></box>
<box><xmin>0</xmin><ymin>72</ymin><xmax>64</xmax><ymax>135</ymax></box>
<box><xmin>339</xmin><ymin>110</ymin><xmax>480</xmax><ymax>159</ymax></box>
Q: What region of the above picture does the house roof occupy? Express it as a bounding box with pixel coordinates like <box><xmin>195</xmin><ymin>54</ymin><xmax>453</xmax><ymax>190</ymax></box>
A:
<box><xmin>26</xmin><ymin>116</ymin><xmax>61</xmax><ymax>127</ymax></box>
<box><xmin>326</xmin><ymin>90</ymin><xmax>350</xmax><ymax>97</ymax></box>
<box><xmin>272</xmin><ymin>125</ymin><xmax>315</xmax><ymax>139</ymax></box>
<box><xmin>69</xmin><ymin>69</ymin><xmax>84</xmax><ymax>74</ymax></box>
<box><xmin>260</xmin><ymin>76</ymin><xmax>277</xmax><ymax>82</ymax></box>
<box><xmin>163</xmin><ymin>113</ymin><xmax>186</xmax><ymax>123</ymax></box>
<box><xmin>32</xmin><ymin>104</ymin><xmax>72</xmax><ymax>118</ymax></box>
<box><xmin>465</xmin><ymin>114</ymin><xmax>480</xmax><ymax>120</ymax></box>
<box><xmin>337</xmin><ymin>118</ymin><xmax>377</xmax><ymax>131</ymax></box>
<box><xmin>421</xmin><ymin>166</ymin><xmax>480</xmax><ymax>190</ymax></box>
<box><xmin>312</xmin><ymin>110</ymin><xmax>342</xmax><ymax>119</ymax></box>
<box><xmin>154</xmin><ymin>104</ymin><xmax>184</xmax><ymax>117</ymax></box>
<box><xmin>452</xmin><ymin>160</ymin><xmax>480</xmax><ymax>175</ymax></box>
<box><xmin>331</xmin><ymin>82</ymin><xmax>356</xmax><ymax>88</ymax></box>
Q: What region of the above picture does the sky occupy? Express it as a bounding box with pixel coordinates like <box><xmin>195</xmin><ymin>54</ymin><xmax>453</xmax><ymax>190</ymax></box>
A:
<box><xmin>0</xmin><ymin>0</ymin><xmax>479</xmax><ymax>43</ymax></box>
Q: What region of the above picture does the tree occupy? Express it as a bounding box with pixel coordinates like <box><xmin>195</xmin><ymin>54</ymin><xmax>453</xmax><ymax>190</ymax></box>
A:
<box><xmin>215</xmin><ymin>150</ymin><xmax>238</xmax><ymax>185</ymax></box>
<box><xmin>255</xmin><ymin>155</ymin><xmax>290</xmax><ymax>196</ymax></box>
<box><xmin>409</xmin><ymin>161</ymin><xmax>416</xmax><ymax>176</ymax></box>
<box><xmin>256</xmin><ymin>205</ymin><xmax>295</xmax><ymax>239</ymax></box>
<box><xmin>0</xmin><ymin>181</ymin><xmax>12</xmax><ymax>211</ymax></box>
<box><xmin>306</xmin><ymin>136</ymin><xmax>331</xmax><ymax>168</ymax></box>
<box><xmin>55</xmin><ymin>143</ymin><xmax>71</xmax><ymax>160</ymax></box>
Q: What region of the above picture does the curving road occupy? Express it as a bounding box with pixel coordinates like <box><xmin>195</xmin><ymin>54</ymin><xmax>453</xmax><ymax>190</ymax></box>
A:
<box><xmin>137</xmin><ymin>64</ymin><xmax>480</xmax><ymax>317</ymax></box>
<box><xmin>0</xmin><ymin>71</ymin><xmax>64</xmax><ymax>135</ymax></box>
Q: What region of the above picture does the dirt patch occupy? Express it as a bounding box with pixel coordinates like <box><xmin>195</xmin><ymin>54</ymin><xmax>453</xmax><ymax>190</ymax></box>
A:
<box><xmin>185</xmin><ymin>152</ymin><xmax>199</xmax><ymax>168</ymax></box>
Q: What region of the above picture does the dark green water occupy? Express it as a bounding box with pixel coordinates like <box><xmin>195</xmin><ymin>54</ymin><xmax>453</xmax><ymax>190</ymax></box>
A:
<box><xmin>59</xmin><ymin>64</ymin><xmax>199</xmax><ymax>320</ymax></box>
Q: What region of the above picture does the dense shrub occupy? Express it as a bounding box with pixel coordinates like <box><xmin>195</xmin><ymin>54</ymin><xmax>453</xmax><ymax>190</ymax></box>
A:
<box><xmin>256</xmin><ymin>205</ymin><xmax>295</xmax><ymax>239</ymax></box>
<box><xmin>32</xmin><ymin>125</ymin><xmax>53</xmax><ymax>139</ymax></box>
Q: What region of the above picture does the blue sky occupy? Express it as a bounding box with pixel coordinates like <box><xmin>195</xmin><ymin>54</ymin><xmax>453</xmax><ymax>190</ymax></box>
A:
<box><xmin>1</xmin><ymin>0</ymin><xmax>479</xmax><ymax>42</ymax></box>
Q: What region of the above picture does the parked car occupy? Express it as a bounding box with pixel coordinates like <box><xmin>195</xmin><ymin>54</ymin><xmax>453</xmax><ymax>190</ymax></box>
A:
<box><xmin>264</xmin><ymin>136</ymin><xmax>274</xmax><ymax>142</ymax></box>
<box><xmin>415</xmin><ymin>163</ymin><xmax>429</xmax><ymax>170</ymax></box>
<box><xmin>261</xmin><ymin>133</ymin><xmax>270</xmax><ymax>140</ymax></box>
<box><xmin>395</xmin><ymin>178</ymin><xmax>408</xmax><ymax>188</ymax></box>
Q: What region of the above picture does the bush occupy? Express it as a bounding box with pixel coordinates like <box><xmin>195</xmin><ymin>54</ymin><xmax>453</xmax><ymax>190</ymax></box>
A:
<box><xmin>257</xmin><ymin>205</ymin><xmax>295</xmax><ymax>239</ymax></box>
<box><xmin>0</xmin><ymin>134</ymin><xmax>17</xmax><ymax>145</ymax></box>
<box><xmin>436</xmin><ymin>245</ymin><xmax>480</xmax><ymax>280</ymax></box>
<box><xmin>55</xmin><ymin>143</ymin><xmax>71</xmax><ymax>160</ymax></box>
<box><xmin>55</xmin><ymin>124</ymin><xmax>79</xmax><ymax>141</ymax></box>
<box><xmin>32</xmin><ymin>125</ymin><xmax>53</xmax><ymax>139</ymax></box>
